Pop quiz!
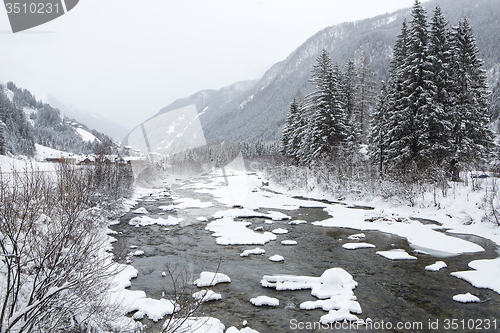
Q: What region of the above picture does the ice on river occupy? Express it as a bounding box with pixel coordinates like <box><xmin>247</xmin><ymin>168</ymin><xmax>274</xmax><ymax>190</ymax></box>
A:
<box><xmin>376</xmin><ymin>249</ymin><xmax>417</xmax><ymax>260</ymax></box>
<box><xmin>269</xmin><ymin>255</ymin><xmax>284</xmax><ymax>262</ymax></box>
<box><xmin>250</xmin><ymin>295</ymin><xmax>279</xmax><ymax>307</ymax></box>
<box><xmin>129</xmin><ymin>215</ymin><xmax>183</xmax><ymax>226</ymax></box>
<box><xmin>206</xmin><ymin>217</ymin><xmax>277</xmax><ymax>245</ymax></box>
<box><xmin>314</xmin><ymin>205</ymin><xmax>484</xmax><ymax>257</ymax></box>
<box><xmin>425</xmin><ymin>261</ymin><xmax>447</xmax><ymax>271</ymax></box>
<box><xmin>452</xmin><ymin>292</ymin><xmax>480</xmax><ymax>303</ymax></box>
<box><xmin>192</xmin><ymin>289</ymin><xmax>222</xmax><ymax>302</ymax></box>
<box><xmin>213</xmin><ymin>208</ymin><xmax>290</xmax><ymax>221</ymax></box>
<box><xmin>240</xmin><ymin>248</ymin><xmax>266</xmax><ymax>257</ymax></box>
<box><xmin>261</xmin><ymin>268</ymin><xmax>360</xmax><ymax>323</ymax></box>
<box><xmin>451</xmin><ymin>258</ymin><xmax>500</xmax><ymax>294</ymax></box>
<box><xmin>272</xmin><ymin>228</ymin><xmax>288</xmax><ymax>234</ymax></box>
<box><xmin>194</xmin><ymin>271</ymin><xmax>231</xmax><ymax>287</ymax></box>
<box><xmin>132</xmin><ymin>207</ymin><xmax>149</xmax><ymax>214</ymax></box>
<box><xmin>342</xmin><ymin>243</ymin><xmax>376</xmax><ymax>250</ymax></box>
<box><xmin>226</xmin><ymin>327</ymin><xmax>260</xmax><ymax>333</ymax></box>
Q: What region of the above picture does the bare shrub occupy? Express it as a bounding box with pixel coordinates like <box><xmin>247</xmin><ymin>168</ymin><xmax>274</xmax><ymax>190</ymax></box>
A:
<box><xmin>0</xmin><ymin>163</ymin><xmax>131</xmax><ymax>332</ymax></box>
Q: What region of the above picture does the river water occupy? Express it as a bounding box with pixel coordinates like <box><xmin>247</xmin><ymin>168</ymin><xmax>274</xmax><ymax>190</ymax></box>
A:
<box><xmin>110</xmin><ymin>174</ymin><xmax>500</xmax><ymax>333</ymax></box>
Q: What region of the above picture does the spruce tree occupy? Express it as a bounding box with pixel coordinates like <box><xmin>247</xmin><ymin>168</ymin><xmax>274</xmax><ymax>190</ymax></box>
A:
<box><xmin>385</xmin><ymin>19</ymin><xmax>411</xmax><ymax>170</ymax></box>
<box><xmin>355</xmin><ymin>50</ymin><xmax>376</xmax><ymax>144</ymax></box>
<box><xmin>450</xmin><ymin>16</ymin><xmax>494</xmax><ymax>178</ymax></box>
<box><xmin>426</xmin><ymin>5</ymin><xmax>454</xmax><ymax>164</ymax></box>
<box><xmin>390</xmin><ymin>0</ymin><xmax>436</xmax><ymax>170</ymax></box>
<box><xmin>305</xmin><ymin>49</ymin><xmax>347</xmax><ymax>162</ymax></box>
<box><xmin>281</xmin><ymin>96</ymin><xmax>305</xmax><ymax>164</ymax></box>
<box><xmin>369</xmin><ymin>82</ymin><xmax>390</xmax><ymax>174</ymax></box>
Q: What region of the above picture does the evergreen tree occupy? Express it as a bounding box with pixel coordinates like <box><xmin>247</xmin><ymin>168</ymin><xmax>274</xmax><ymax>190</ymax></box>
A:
<box><xmin>389</xmin><ymin>0</ymin><xmax>436</xmax><ymax>170</ymax></box>
<box><xmin>384</xmin><ymin>20</ymin><xmax>410</xmax><ymax>170</ymax></box>
<box><xmin>449</xmin><ymin>15</ymin><xmax>494</xmax><ymax>178</ymax></box>
<box><xmin>354</xmin><ymin>50</ymin><xmax>376</xmax><ymax>144</ymax></box>
<box><xmin>426</xmin><ymin>5</ymin><xmax>454</xmax><ymax>164</ymax></box>
<box><xmin>305</xmin><ymin>49</ymin><xmax>347</xmax><ymax>162</ymax></box>
<box><xmin>369</xmin><ymin>82</ymin><xmax>390</xmax><ymax>174</ymax></box>
<box><xmin>341</xmin><ymin>60</ymin><xmax>357</xmax><ymax>132</ymax></box>
<box><xmin>281</xmin><ymin>97</ymin><xmax>303</xmax><ymax>161</ymax></box>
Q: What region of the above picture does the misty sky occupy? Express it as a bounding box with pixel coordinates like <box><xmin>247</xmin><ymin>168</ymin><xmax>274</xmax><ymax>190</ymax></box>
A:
<box><xmin>0</xmin><ymin>0</ymin><xmax>416</xmax><ymax>132</ymax></box>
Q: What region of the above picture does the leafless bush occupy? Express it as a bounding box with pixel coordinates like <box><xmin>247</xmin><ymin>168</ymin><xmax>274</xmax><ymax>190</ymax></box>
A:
<box><xmin>0</xmin><ymin>163</ymin><xmax>131</xmax><ymax>332</ymax></box>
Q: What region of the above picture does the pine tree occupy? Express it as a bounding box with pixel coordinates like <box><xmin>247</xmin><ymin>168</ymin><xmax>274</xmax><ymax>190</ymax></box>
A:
<box><xmin>384</xmin><ymin>20</ymin><xmax>410</xmax><ymax>170</ymax></box>
<box><xmin>355</xmin><ymin>50</ymin><xmax>376</xmax><ymax>144</ymax></box>
<box><xmin>0</xmin><ymin>120</ymin><xmax>5</xmax><ymax>155</ymax></box>
<box><xmin>341</xmin><ymin>60</ymin><xmax>357</xmax><ymax>126</ymax></box>
<box><xmin>281</xmin><ymin>96</ymin><xmax>304</xmax><ymax>163</ymax></box>
<box><xmin>449</xmin><ymin>15</ymin><xmax>494</xmax><ymax>178</ymax></box>
<box><xmin>389</xmin><ymin>0</ymin><xmax>436</xmax><ymax>170</ymax></box>
<box><xmin>426</xmin><ymin>5</ymin><xmax>454</xmax><ymax>164</ymax></box>
<box><xmin>305</xmin><ymin>49</ymin><xmax>347</xmax><ymax>162</ymax></box>
<box><xmin>369</xmin><ymin>82</ymin><xmax>390</xmax><ymax>174</ymax></box>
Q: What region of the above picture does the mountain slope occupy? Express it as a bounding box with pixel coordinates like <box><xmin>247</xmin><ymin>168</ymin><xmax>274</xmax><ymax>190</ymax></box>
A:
<box><xmin>126</xmin><ymin>0</ymin><xmax>500</xmax><ymax>147</ymax></box>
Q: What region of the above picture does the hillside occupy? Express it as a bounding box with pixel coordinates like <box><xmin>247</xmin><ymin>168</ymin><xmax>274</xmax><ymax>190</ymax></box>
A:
<box><xmin>124</xmin><ymin>0</ymin><xmax>500</xmax><ymax>146</ymax></box>
<box><xmin>0</xmin><ymin>82</ymin><xmax>110</xmax><ymax>157</ymax></box>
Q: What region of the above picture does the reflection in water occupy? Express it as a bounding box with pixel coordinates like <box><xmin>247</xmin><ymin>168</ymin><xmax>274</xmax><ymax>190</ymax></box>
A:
<box><xmin>110</xmin><ymin>177</ymin><xmax>500</xmax><ymax>333</ymax></box>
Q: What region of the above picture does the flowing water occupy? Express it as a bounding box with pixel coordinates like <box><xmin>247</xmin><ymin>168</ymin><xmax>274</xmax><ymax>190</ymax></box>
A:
<box><xmin>110</xmin><ymin>175</ymin><xmax>500</xmax><ymax>333</ymax></box>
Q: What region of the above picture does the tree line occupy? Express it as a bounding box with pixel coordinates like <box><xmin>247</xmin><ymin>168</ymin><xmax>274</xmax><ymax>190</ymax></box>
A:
<box><xmin>0</xmin><ymin>82</ymin><xmax>112</xmax><ymax>157</ymax></box>
<box><xmin>281</xmin><ymin>0</ymin><xmax>494</xmax><ymax>181</ymax></box>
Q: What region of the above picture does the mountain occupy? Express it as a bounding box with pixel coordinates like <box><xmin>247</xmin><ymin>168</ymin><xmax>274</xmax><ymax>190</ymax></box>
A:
<box><xmin>45</xmin><ymin>94</ymin><xmax>130</xmax><ymax>142</ymax></box>
<box><xmin>0</xmin><ymin>82</ymin><xmax>110</xmax><ymax>157</ymax></box>
<box><xmin>124</xmin><ymin>0</ymin><xmax>500</xmax><ymax>147</ymax></box>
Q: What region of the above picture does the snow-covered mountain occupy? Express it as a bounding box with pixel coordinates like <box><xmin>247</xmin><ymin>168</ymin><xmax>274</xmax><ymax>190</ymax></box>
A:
<box><xmin>46</xmin><ymin>94</ymin><xmax>130</xmax><ymax>142</ymax></box>
<box><xmin>124</xmin><ymin>0</ymin><xmax>500</xmax><ymax>146</ymax></box>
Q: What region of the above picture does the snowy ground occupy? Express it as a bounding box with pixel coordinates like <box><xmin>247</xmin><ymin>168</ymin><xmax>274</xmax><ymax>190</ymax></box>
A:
<box><xmin>104</xmin><ymin>166</ymin><xmax>500</xmax><ymax>332</ymax></box>
<box><xmin>7</xmin><ymin>153</ymin><xmax>497</xmax><ymax>332</ymax></box>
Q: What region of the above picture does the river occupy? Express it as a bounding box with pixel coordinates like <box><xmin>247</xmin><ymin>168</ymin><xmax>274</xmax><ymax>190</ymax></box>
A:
<box><xmin>110</xmin><ymin>172</ymin><xmax>500</xmax><ymax>333</ymax></box>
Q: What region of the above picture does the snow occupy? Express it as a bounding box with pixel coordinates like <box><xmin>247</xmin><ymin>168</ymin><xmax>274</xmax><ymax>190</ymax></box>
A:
<box><xmin>348</xmin><ymin>233</ymin><xmax>365</xmax><ymax>240</ymax></box>
<box><xmin>129</xmin><ymin>298</ymin><xmax>175</xmax><ymax>322</ymax></box>
<box><xmin>226</xmin><ymin>327</ymin><xmax>260</xmax><ymax>333</ymax></box>
<box><xmin>213</xmin><ymin>208</ymin><xmax>290</xmax><ymax>221</ymax></box>
<box><xmin>166</xmin><ymin>317</ymin><xmax>226</xmax><ymax>333</ymax></box>
<box><xmin>194</xmin><ymin>272</ymin><xmax>231</xmax><ymax>287</ymax></box>
<box><xmin>129</xmin><ymin>215</ymin><xmax>183</xmax><ymax>226</ymax></box>
<box><xmin>132</xmin><ymin>207</ymin><xmax>149</xmax><ymax>214</ymax></box>
<box><xmin>173</xmin><ymin>197</ymin><xmax>213</xmax><ymax>209</ymax></box>
<box><xmin>269</xmin><ymin>255</ymin><xmax>284</xmax><ymax>262</ymax></box>
<box><xmin>452</xmin><ymin>293</ymin><xmax>481</xmax><ymax>303</ymax></box>
<box><xmin>451</xmin><ymin>258</ymin><xmax>500</xmax><ymax>294</ymax></box>
<box><xmin>261</xmin><ymin>268</ymin><xmax>360</xmax><ymax>323</ymax></box>
<box><xmin>76</xmin><ymin>127</ymin><xmax>100</xmax><ymax>142</ymax></box>
<box><xmin>240</xmin><ymin>248</ymin><xmax>266</xmax><ymax>257</ymax></box>
<box><xmin>320</xmin><ymin>307</ymin><xmax>361</xmax><ymax>324</ymax></box>
<box><xmin>132</xmin><ymin>250</ymin><xmax>144</xmax><ymax>256</ymax></box>
<box><xmin>281</xmin><ymin>240</ymin><xmax>297</xmax><ymax>245</ymax></box>
<box><xmin>34</xmin><ymin>143</ymin><xmax>75</xmax><ymax>161</ymax></box>
<box><xmin>250</xmin><ymin>296</ymin><xmax>279</xmax><ymax>307</ymax></box>
<box><xmin>289</xmin><ymin>220</ymin><xmax>307</xmax><ymax>225</ymax></box>
<box><xmin>272</xmin><ymin>228</ymin><xmax>289</xmax><ymax>234</ymax></box>
<box><xmin>425</xmin><ymin>261</ymin><xmax>447</xmax><ymax>271</ymax></box>
<box><xmin>206</xmin><ymin>218</ymin><xmax>277</xmax><ymax>245</ymax></box>
<box><xmin>192</xmin><ymin>289</ymin><xmax>222</xmax><ymax>302</ymax></box>
<box><xmin>342</xmin><ymin>243</ymin><xmax>376</xmax><ymax>250</ymax></box>
<box><xmin>314</xmin><ymin>205</ymin><xmax>484</xmax><ymax>257</ymax></box>
<box><xmin>376</xmin><ymin>249</ymin><xmax>417</xmax><ymax>260</ymax></box>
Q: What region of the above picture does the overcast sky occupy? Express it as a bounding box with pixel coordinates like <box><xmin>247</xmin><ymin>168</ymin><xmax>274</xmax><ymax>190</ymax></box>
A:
<box><xmin>0</xmin><ymin>0</ymin><xmax>416</xmax><ymax>131</ymax></box>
